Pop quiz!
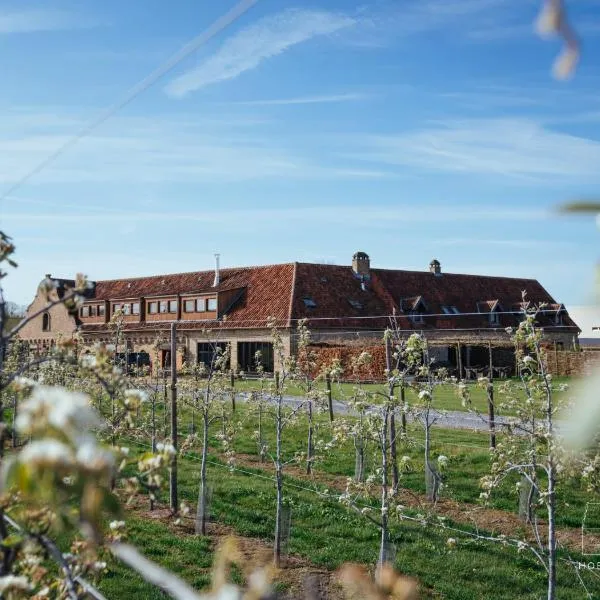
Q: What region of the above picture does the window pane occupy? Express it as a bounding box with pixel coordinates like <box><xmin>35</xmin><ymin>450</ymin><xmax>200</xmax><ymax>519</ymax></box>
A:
<box><xmin>184</xmin><ymin>300</ymin><xmax>194</xmax><ymax>313</ymax></box>
<box><xmin>132</xmin><ymin>303</ymin><xmax>140</xmax><ymax>315</ymax></box>
<box><xmin>149</xmin><ymin>302</ymin><xmax>158</xmax><ymax>314</ymax></box>
<box><xmin>82</xmin><ymin>306</ymin><xmax>89</xmax><ymax>317</ymax></box>
<box><xmin>160</xmin><ymin>301</ymin><xmax>168</xmax><ymax>313</ymax></box>
<box><xmin>169</xmin><ymin>300</ymin><xmax>177</xmax><ymax>313</ymax></box>
<box><xmin>196</xmin><ymin>298</ymin><xmax>206</xmax><ymax>312</ymax></box>
<box><xmin>123</xmin><ymin>304</ymin><xmax>131</xmax><ymax>315</ymax></box>
<box><xmin>207</xmin><ymin>298</ymin><xmax>217</xmax><ymax>311</ymax></box>
<box><xmin>113</xmin><ymin>304</ymin><xmax>121</xmax><ymax>313</ymax></box>
<box><xmin>98</xmin><ymin>305</ymin><xmax>105</xmax><ymax>316</ymax></box>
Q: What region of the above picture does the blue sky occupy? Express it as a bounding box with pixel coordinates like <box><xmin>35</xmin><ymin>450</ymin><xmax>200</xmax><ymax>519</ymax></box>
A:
<box><xmin>1</xmin><ymin>0</ymin><xmax>599</xmax><ymax>311</ymax></box>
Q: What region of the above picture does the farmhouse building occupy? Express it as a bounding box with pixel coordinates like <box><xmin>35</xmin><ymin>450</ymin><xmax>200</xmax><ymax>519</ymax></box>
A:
<box><xmin>19</xmin><ymin>253</ymin><xmax>580</xmax><ymax>375</ymax></box>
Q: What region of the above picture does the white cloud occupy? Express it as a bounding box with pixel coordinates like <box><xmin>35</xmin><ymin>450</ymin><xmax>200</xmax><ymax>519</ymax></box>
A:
<box><xmin>349</xmin><ymin>118</ymin><xmax>600</xmax><ymax>181</ymax></box>
<box><xmin>165</xmin><ymin>9</ymin><xmax>355</xmax><ymax>97</ymax></box>
<box><xmin>0</xmin><ymin>110</ymin><xmax>391</xmax><ymax>185</ymax></box>
<box><xmin>1</xmin><ymin>205</ymin><xmax>551</xmax><ymax>226</ymax></box>
<box><xmin>347</xmin><ymin>0</ymin><xmax>514</xmax><ymax>46</ymax></box>
<box><xmin>0</xmin><ymin>9</ymin><xmax>95</xmax><ymax>33</ymax></box>
<box><xmin>227</xmin><ymin>93</ymin><xmax>370</xmax><ymax>106</ymax></box>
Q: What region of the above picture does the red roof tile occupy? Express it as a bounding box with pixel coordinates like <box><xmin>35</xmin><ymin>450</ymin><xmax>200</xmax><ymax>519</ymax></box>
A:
<box><xmin>79</xmin><ymin>261</ymin><xmax>579</xmax><ymax>335</ymax></box>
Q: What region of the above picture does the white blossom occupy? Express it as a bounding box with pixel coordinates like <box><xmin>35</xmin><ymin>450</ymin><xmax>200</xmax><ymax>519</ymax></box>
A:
<box><xmin>76</xmin><ymin>441</ymin><xmax>115</xmax><ymax>472</ymax></box>
<box><xmin>0</xmin><ymin>575</ymin><xmax>32</xmax><ymax>593</ymax></box>
<box><xmin>16</xmin><ymin>386</ymin><xmax>101</xmax><ymax>437</ymax></box>
<box><xmin>20</xmin><ymin>440</ymin><xmax>73</xmax><ymax>468</ymax></box>
<box><xmin>124</xmin><ymin>389</ymin><xmax>148</xmax><ymax>404</ymax></box>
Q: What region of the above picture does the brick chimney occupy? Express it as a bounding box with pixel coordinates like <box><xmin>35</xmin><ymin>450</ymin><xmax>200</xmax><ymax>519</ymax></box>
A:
<box><xmin>429</xmin><ymin>259</ymin><xmax>441</xmax><ymax>275</ymax></box>
<box><xmin>352</xmin><ymin>251</ymin><xmax>370</xmax><ymax>279</ymax></box>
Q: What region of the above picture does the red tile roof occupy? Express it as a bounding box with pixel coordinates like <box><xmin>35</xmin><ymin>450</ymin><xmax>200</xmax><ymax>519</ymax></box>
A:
<box><xmin>79</xmin><ymin>261</ymin><xmax>580</xmax><ymax>335</ymax></box>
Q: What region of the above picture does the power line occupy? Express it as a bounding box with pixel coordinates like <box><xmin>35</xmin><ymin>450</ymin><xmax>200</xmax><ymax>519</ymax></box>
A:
<box><xmin>0</xmin><ymin>0</ymin><xmax>259</xmax><ymax>206</ymax></box>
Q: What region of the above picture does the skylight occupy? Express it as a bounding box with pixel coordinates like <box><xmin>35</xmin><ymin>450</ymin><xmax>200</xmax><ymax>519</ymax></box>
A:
<box><xmin>442</xmin><ymin>306</ymin><xmax>460</xmax><ymax>315</ymax></box>
<box><xmin>348</xmin><ymin>299</ymin><xmax>363</xmax><ymax>310</ymax></box>
<box><xmin>302</xmin><ymin>297</ymin><xmax>317</xmax><ymax>308</ymax></box>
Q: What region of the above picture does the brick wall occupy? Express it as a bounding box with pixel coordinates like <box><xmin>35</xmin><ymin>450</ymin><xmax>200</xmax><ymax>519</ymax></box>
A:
<box><xmin>19</xmin><ymin>288</ymin><xmax>78</xmax><ymax>345</ymax></box>
<box><xmin>307</xmin><ymin>344</ymin><xmax>387</xmax><ymax>381</ymax></box>
<box><xmin>545</xmin><ymin>350</ymin><xmax>600</xmax><ymax>377</ymax></box>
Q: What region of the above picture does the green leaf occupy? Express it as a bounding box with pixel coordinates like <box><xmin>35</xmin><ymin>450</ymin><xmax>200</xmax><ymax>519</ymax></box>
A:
<box><xmin>1</xmin><ymin>533</ymin><xmax>23</xmax><ymax>547</ymax></box>
<box><xmin>557</xmin><ymin>201</ymin><xmax>600</xmax><ymax>213</ymax></box>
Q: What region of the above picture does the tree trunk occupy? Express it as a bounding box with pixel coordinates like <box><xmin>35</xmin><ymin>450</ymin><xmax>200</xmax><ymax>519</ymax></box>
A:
<box><xmin>258</xmin><ymin>403</ymin><xmax>265</xmax><ymax>463</ymax></box>
<box><xmin>547</xmin><ymin>461</ymin><xmax>556</xmax><ymax>600</ymax></box>
<box><xmin>306</xmin><ymin>401</ymin><xmax>313</xmax><ymax>475</ymax></box>
<box><xmin>195</xmin><ymin>413</ymin><xmax>209</xmax><ymax>535</ymax></box>
<box><xmin>400</xmin><ymin>385</ymin><xmax>407</xmax><ymax>434</ymax></box>
<box><xmin>274</xmin><ymin>399</ymin><xmax>283</xmax><ymax>566</ymax></box>
<box><xmin>11</xmin><ymin>393</ymin><xmax>17</xmax><ymax>448</ymax></box>
<box><xmin>424</xmin><ymin>415</ymin><xmax>438</xmax><ymax>503</ymax></box>
<box><xmin>378</xmin><ymin>408</ymin><xmax>390</xmax><ymax>566</ymax></box>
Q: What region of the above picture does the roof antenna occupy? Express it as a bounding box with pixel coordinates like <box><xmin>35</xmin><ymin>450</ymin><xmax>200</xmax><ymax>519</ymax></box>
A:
<box><xmin>213</xmin><ymin>253</ymin><xmax>220</xmax><ymax>287</ymax></box>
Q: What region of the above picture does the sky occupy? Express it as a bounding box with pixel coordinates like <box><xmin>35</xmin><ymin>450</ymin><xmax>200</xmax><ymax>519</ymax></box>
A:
<box><xmin>0</xmin><ymin>0</ymin><xmax>599</xmax><ymax>313</ymax></box>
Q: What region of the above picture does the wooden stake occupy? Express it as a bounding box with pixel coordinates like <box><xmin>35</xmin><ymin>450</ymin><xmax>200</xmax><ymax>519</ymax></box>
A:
<box><xmin>487</xmin><ymin>342</ymin><xmax>496</xmax><ymax>449</ymax></box>
<box><xmin>170</xmin><ymin>322</ymin><xmax>178</xmax><ymax>514</ymax></box>
<box><xmin>326</xmin><ymin>373</ymin><xmax>334</xmax><ymax>422</ymax></box>
<box><xmin>385</xmin><ymin>337</ymin><xmax>399</xmax><ymax>494</ymax></box>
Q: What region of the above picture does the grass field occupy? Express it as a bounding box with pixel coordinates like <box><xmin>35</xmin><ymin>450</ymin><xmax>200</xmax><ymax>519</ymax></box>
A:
<box><xmin>99</xmin><ymin>446</ymin><xmax>600</xmax><ymax>600</ymax></box>
<box><xmin>89</xmin><ymin>386</ymin><xmax>600</xmax><ymax>600</ymax></box>
<box><xmin>226</xmin><ymin>376</ymin><xmax>573</xmax><ymax>415</ymax></box>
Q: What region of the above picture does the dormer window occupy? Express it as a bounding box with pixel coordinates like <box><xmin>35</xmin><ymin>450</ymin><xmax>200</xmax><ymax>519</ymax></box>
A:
<box><xmin>490</xmin><ymin>311</ymin><xmax>500</xmax><ymax>326</ymax></box>
<box><xmin>302</xmin><ymin>297</ymin><xmax>317</xmax><ymax>308</ymax></box>
<box><xmin>442</xmin><ymin>306</ymin><xmax>460</xmax><ymax>315</ymax></box>
<box><xmin>409</xmin><ymin>311</ymin><xmax>424</xmax><ymax>324</ymax></box>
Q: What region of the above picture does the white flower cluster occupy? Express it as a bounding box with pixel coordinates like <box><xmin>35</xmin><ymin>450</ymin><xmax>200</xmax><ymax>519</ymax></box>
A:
<box><xmin>15</xmin><ymin>386</ymin><xmax>113</xmax><ymax>475</ymax></box>
<box><xmin>0</xmin><ymin>575</ymin><xmax>32</xmax><ymax>593</ymax></box>
<box><xmin>16</xmin><ymin>386</ymin><xmax>101</xmax><ymax>438</ymax></box>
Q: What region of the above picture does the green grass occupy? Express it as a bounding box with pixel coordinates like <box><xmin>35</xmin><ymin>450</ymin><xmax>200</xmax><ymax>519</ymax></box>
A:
<box><xmin>229</xmin><ymin>376</ymin><xmax>573</xmax><ymax>415</ymax></box>
<box><xmin>102</xmin><ymin>447</ymin><xmax>600</xmax><ymax>600</ymax></box>
<box><xmin>133</xmin><ymin>392</ymin><xmax>596</xmax><ymax>532</ymax></box>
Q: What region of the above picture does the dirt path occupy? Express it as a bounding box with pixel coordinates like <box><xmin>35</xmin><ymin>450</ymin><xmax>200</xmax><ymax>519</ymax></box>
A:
<box><xmin>124</xmin><ymin>494</ymin><xmax>346</xmax><ymax>599</ymax></box>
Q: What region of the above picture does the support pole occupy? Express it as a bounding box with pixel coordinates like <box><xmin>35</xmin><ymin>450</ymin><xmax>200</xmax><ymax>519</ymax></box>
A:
<box><xmin>487</xmin><ymin>342</ymin><xmax>496</xmax><ymax>449</ymax></box>
<box><xmin>326</xmin><ymin>373</ymin><xmax>334</xmax><ymax>422</ymax></box>
<box><xmin>230</xmin><ymin>369</ymin><xmax>236</xmax><ymax>412</ymax></box>
<box><xmin>457</xmin><ymin>342</ymin><xmax>463</xmax><ymax>380</ymax></box>
<box><xmin>170</xmin><ymin>322</ymin><xmax>178</xmax><ymax>513</ymax></box>
<box><xmin>385</xmin><ymin>337</ymin><xmax>399</xmax><ymax>494</ymax></box>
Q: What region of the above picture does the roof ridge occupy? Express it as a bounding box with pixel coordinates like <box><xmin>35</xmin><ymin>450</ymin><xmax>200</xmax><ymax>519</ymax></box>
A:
<box><xmin>92</xmin><ymin>262</ymin><xmax>296</xmax><ymax>284</ymax></box>
<box><xmin>371</xmin><ymin>267</ymin><xmax>539</xmax><ymax>282</ymax></box>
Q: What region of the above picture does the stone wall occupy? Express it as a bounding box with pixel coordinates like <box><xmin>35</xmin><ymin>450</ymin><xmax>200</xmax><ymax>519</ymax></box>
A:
<box><xmin>545</xmin><ymin>349</ymin><xmax>600</xmax><ymax>377</ymax></box>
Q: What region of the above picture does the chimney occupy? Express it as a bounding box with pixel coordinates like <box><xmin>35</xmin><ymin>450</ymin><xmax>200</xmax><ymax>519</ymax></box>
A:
<box><xmin>213</xmin><ymin>254</ymin><xmax>220</xmax><ymax>287</ymax></box>
<box><xmin>45</xmin><ymin>273</ymin><xmax>52</xmax><ymax>279</ymax></box>
<box><xmin>429</xmin><ymin>259</ymin><xmax>441</xmax><ymax>275</ymax></box>
<box><xmin>352</xmin><ymin>251</ymin><xmax>370</xmax><ymax>278</ymax></box>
